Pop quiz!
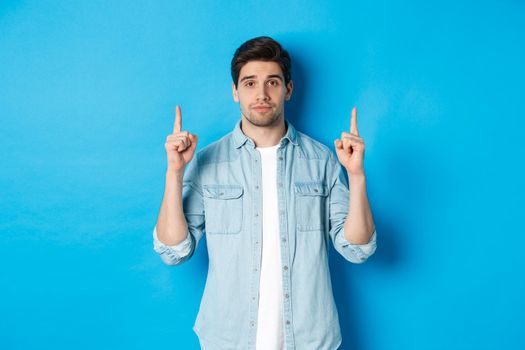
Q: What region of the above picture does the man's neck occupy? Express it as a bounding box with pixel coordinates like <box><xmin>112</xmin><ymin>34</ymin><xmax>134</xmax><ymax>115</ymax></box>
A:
<box><xmin>240</xmin><ymin>116</ymin><xmax>287</xmax><ymax>147</ymax></box>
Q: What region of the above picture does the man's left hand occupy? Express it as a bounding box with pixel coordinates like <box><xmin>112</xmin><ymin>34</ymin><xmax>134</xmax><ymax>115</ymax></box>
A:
<box><xmin>334</xmin><ymin>107</ymin><xmax>365</xmax><ymax>176</ymax></box>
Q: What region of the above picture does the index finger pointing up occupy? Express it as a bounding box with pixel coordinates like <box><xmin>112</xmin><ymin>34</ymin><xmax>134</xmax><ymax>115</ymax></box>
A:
<box><xmin>350</xmin><ymin>106</ymin><xmax>359</xmax><ymax>136</ymax></box>
<box><xmin>173</xmin><ymin>105</ymin><xmax>182</xmax><ymax>133</ymax></box>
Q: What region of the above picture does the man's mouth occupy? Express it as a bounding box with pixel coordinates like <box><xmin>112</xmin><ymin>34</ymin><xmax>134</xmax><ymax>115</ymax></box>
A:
<box><xmin>252</xmin><ymin>105</ymin><xmax>272</xmax><ymax>112</ymax></box>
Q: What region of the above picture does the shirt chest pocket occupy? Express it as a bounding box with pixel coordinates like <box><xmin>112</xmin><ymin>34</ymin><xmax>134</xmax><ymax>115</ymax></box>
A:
<box><xmin>203</xmin><ymin>185</ymin><xmax>244</xmax><ymax>234</ymax></box>
<box><xmin>294</xmin><ymin>182</ymin><xmax>328</xmax><ymax>232</ymax></box>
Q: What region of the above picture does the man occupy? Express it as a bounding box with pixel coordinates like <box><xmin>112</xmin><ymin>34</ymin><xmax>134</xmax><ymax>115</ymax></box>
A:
<box><xmin>153</xmin><ymin>36</ymin><xmax>377</xmax><ymax>350</ymax></box>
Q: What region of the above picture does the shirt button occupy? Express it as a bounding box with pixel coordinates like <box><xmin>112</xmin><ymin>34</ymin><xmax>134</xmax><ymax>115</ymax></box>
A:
<box><xmin>255</xmin><ymin>213</ymin><xmax>259</xmax><ymax>217</ymax></box>
<box><xmin>254</xmin><ymin>268</ymin><xmax>258</xmax><ymax>272</ymax></box>
<box><xmin>283</xmin><ymin>266</ymin><xmax>288</xmax><ymax>270</ymax></box>
<box><xmin>279</xmin><ymin>157</ymin><xmax>283</xmax><ymax>160</ymax></box>
<box><xmin>286</xmin><ymin>320</ymin><xmax>290</xmax><ymax>325</ymax></box>
<box><xmin>285</xmin><ymin>293</ymin><xmax>289</xmax><ymax>298</ymax></box>
<box><xmin>255</xmin><ymin>241</ymin><xmax>259</xmax><ymax>244</ymax></box>
<box><xmin>282</xmin><ymin>238</ymin><xmax>286</xmax><ymax>242</ymax></box>
<box><xmin>255</xmin><ymin>185</ymin><xmax>259</xmax><ymax>189</ymax></box>
<box><xmin>251</xmin><ymin>322</ymin><xmax>255</xmax><ymax>327</ymax></box>
<box><xmin>252</xmin><ymin>296</ymin><xmax>256</xmax><ymax>300</ymax></box>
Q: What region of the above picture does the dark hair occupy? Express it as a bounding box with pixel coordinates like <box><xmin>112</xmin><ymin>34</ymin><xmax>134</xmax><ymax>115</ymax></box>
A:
<box><xmin>231</xmin><ymin>36</ymin><xmax>292</xmax><ymax>89</ymax></box>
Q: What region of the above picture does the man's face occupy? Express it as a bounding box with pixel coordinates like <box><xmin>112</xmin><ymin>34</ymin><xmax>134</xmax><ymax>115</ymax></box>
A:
<box><xmin>232</xmin><ymin>60</ymin><xmax>293</xmax><ymax>127</ymax></box>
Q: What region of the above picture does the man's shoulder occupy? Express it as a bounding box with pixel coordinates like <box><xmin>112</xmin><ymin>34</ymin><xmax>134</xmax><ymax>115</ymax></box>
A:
<box><xmin>295</xmin><ymin>130</ymin><xmax>335</xmax><ymax>161</ymax></box>
<box><xmin>194</xmin><ymin>131</ymin><xmax>236</xmax><ymax>166</ymax></box>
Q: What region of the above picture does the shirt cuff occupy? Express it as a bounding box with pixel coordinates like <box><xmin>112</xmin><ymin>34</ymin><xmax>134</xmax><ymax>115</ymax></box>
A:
<box><xmin>152</xmin><ymin>226</ymin><xmax>192</xmax><ymax>257</ymax></box>
<box><xmin>337</xmin><ymin>228</ymin><xmax>377</xmax><ymax>261</ymax></box>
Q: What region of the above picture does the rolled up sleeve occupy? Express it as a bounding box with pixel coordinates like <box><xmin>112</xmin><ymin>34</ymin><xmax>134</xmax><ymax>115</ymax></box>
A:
<box><xmin>335</xmin><ymin>228</ymin><xmax>377</xmax><ymax>263</ymax></box>
<box><xmin>152</xmin><ymin>226</ymin><xmax>193</xmax><ymax>266</ymax></box>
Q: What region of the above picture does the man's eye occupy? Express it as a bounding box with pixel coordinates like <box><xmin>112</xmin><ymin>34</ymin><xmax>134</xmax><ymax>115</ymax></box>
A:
<box><xmin>268</xmin><ymin>80</ymin><xmax>279</xmax><ymax>86</ymax></box>
<box><xmin>245</xmin><ymin>81</ymin><xmax>254</xmax><ymax>87</ymax></box>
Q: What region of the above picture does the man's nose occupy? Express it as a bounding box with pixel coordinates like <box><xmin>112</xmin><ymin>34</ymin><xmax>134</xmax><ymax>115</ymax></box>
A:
<box><xmin>256</xmin><ymin>85</ymin><xmax>270</xmax><ymax>101</ymax></box>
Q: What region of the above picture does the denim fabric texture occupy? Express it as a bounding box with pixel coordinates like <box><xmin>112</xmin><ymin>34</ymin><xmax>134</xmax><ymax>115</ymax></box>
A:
<box><xmin>153</xmin><ymin>119</ymin><xmax>377</xmax><ymax>350</ymax></box>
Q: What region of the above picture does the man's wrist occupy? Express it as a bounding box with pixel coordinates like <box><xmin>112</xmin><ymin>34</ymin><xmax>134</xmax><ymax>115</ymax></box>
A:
<box><xmin>166</xmin><ymin>168</ymin><xmax>184</xmax><ymax>182</ymax></box>
<box><xmin>347</xmin><ymin>171</ymin><xmax>366</xmax><ymax>184</ymax></box>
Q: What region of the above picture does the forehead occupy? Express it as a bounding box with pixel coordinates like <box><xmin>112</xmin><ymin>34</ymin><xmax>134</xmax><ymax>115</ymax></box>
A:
<box><xmin>239</xmin><ymin>60</ymin><xmax>283</xmax><ymax>79</ymax></box>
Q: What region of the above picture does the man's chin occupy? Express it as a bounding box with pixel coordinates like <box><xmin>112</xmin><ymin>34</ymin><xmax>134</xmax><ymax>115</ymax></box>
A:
<box><xmin>246</xmin><ymin>115</ymin><xmax>280</xmax><ymax>127</ymax></box>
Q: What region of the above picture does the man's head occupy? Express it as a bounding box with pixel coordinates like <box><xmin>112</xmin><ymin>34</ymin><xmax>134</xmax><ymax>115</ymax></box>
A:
<box><xmin>231</xmin><ymin>36</ymin><xmax>293</xmax><ymax>127</ymax></box>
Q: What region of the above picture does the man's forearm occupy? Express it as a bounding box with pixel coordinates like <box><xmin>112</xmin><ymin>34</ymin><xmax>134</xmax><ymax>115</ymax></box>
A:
<box><xmin>155</xmin><ymin>170</ymin><xmax>189</xmax><ymax>245</ymax></box>
<box><xmin>343</xmin><ymin>173</ymin><xmax>375</xmax><ymax>244</ymax></box>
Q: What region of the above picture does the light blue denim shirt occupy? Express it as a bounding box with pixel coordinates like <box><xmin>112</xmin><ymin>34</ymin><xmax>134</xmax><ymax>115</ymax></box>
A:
<box><xmin>153</xmin><ymin>119</ymin><xmax>377</xmax><ymax>350</ymax></box>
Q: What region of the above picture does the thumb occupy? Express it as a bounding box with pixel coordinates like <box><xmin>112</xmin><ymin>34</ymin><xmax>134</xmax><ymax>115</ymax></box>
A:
<box><xmin>189</xmin><ymin>134</ymin><xmax>198</xmax><ymax>148</ymax></box>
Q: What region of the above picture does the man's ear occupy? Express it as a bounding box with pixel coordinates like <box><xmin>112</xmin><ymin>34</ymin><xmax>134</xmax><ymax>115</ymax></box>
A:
<box><xmin>232</xmin><ymin>82</ymin><xmax>239</xmax><ymax>102</ymax></box>
<box><xmin>285</xmin><ymin>80</ymin><xmax>293</xmax><ymax>101</ymax></box>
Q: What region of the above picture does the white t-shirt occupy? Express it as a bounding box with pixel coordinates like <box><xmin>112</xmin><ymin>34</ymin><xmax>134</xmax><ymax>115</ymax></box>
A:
<box><xmin>255</xmin><ymin>144</ymin><xmax>286</xmax><ymax>350</ymax></box>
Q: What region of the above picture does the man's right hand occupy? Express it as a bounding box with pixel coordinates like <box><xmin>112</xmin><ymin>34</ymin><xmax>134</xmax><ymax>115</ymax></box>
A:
<box><xmin>165</xmin><ymin>105</ymin><xmax>198</xmax><ymax>174</ymax></box>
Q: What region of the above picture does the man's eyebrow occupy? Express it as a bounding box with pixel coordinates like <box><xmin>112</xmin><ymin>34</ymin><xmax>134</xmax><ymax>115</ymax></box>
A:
<box><xmin>239</xmin><ymin>74</ymin><xmax>284</xmax><ymax>82</ymax></box>
<box><xmin>266</xmin><ymin>74</ymin><xmax>284</xmax><ymax>81</ymax></box>
<box><xmin>239</xmin><ymin>75</ymin><xmax>256</xmax><ymax>82</ymax></box>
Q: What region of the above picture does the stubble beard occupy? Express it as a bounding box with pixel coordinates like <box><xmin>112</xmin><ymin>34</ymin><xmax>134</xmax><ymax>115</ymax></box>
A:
<box><xmin>241</xmin><ymin>106</ymin><xmax>283</xmax><ymax>127</ymax></box>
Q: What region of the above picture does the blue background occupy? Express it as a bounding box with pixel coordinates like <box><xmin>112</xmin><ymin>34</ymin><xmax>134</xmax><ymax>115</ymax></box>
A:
<box><xmin>1</xmin><ymin>1</ymin><xmax>524</xmax><ymax>349</ymax></box>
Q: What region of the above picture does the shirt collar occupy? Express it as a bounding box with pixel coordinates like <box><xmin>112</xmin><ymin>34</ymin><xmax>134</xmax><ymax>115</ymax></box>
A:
<box><xmin>232</xmin><ymin>118</ymin><xmax>299</xmax><ymax>149</ymax></box>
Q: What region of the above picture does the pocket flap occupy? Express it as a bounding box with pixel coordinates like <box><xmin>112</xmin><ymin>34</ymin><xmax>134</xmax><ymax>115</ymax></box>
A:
<box><xmin>203</xmin><ymin>185</ymin><xmax>244</xmax><ymax>199</ymax></box>
<box><xmin>294</xmin><ymin>182</ymin><xmax>328</xmax><ymax>196</ymax></box>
